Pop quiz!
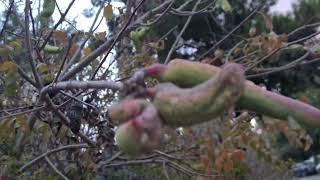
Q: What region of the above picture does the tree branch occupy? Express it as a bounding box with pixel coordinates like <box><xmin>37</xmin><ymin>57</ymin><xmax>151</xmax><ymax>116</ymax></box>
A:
<box><xmin>45</xmin><ymin>156</ymin><xmax>70</xmax><ymax>180</ymax></box>
<box><xmin>18</xmin><ymin>143</ymin><xmax>89</xmax><ymax>174</ymax></box>
<box><xmin>40</xmin><ymin>80</ymin><xmax>124</xmax><ymax>99</ymax></box>
<box><xmin>164</xmin><ymin>0</ymin><xmax>201</xmax><ymax>64</ymax></box>
<box><xmin>0</xmin><ymin>0</ymin><xmax>14</xmax><ymax>38</ymax></box>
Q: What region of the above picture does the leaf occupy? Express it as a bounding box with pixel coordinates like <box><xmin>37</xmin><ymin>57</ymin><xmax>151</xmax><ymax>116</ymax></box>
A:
<box><xmin>36</xmin><ymin>63</ymin><xmax>50</xmax><ymax>74</ymax></box>
<box><xmin>232</xmin><ymin>149</ymin><xmax>245</xmax><ymax>162</ymax></box>
<box><xmin>103</xmin><ymin>4</ymin><xmax>113</xmax><ymax>20</ymax></box>
<box><xmin>67</xmin><ymin>43</ymin><xmax>79</xmax><ymax>59</ymax></box>
<box><xmin>0</xmin><ymin>60</ymin><xmax>17</xmax><ymax>73</ymax></box>
<box><xmin>53</xmin><ymin>30</ymin><xmax>67</xmax><ymax>43</ymax></box>
<box><xmin>15</xmin><ymin>116</ymin><xmax>29</xmax><ymax>132</ymax></box>
<box><xmin>218</xmin><ymin>0</ymin><xmax>232</xmax><ymax>13</ymax></box>
<box><xmin>8</xmin><ymin>39</ymin><xmax>23</xmax><ymax>55</ymax></box>
<box><xmin>43</xmin><ymin>44</ymin><xmax>63</xmax><ymax>54</ymax></box>
<box><xmin>0</xmin><ymin>61</ymin><xmax>18</xmax><ymax>96</ymax></box>
<box><xmin>0</xmin><ymin>44</ymin><xmax>14</xmax><ymax>56</ymax></box>
<box><xmin>95</xmin><ymin>31</ymin><xmax>106</xmax><ymax>41</ymax></box>
<box><xmin>83</xmin><ymin>47</ymin><xmax>92</xmax><ymax>57</ymax></box>
<box><xmin>0</xmin><ymin>118</ymin><xmax>15</xmax><ymax>136</ymax></box>
<box><xmin>224</xmin><ymin>159</ymin><xmax>233</xmax><ymax>173</ymax></box>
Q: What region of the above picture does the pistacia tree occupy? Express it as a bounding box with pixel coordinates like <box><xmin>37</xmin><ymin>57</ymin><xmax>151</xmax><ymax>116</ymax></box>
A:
<box><xmin>1</xmin><ymin>0</ymin><xmax>320</xmax><ymax>179</ymax></box>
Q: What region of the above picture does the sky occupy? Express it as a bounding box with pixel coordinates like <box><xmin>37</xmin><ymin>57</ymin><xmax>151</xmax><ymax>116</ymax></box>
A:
<box><xmin>51</xmin><ymin>0</ymin><xmax>298</xmax><ymax>32</ymax></box>
<box><xmin>0</xmin><ymin>0</ymin><xmax>299</xmax><ymax>32</ymax></box>
<box><xmin>271</xmin><ymin>0</ymin><xmax>297</xmax><ymax>13</ymax></box>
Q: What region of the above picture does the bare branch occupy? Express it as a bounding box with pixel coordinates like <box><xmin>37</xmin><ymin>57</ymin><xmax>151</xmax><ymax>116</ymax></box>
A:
<box><xmin>246</xmin><ymin>30</ymin><xmax>320</xmax><ymax>71</ymax></box>
<box><xmin>39</xmin><ymin>0</ymin><xmax>76</xmax><ymax>51</ymax></box>
<box><xmin>24</xmin><ymin>0</ymin><xmax>42</xmax><ymax>88</ymax></box>
<box><xmin>0</xmin><ymin>106</ymin><xmax>45</xmax><ymax>121</ymax></box>
<box><xmin>43</xmin><ymin>96</ymin><xmax>97</xmax><ymax>146</ymax></box>
<box><xmin>288</xmin><ymin>22</ymin><xmax>320</xmax><ymax>37</ymax></box>
<box><xmin>18</xmin><ymin>143</ymin><xmax>89</xmax><ymax>174</ymax></box>
<box><xmin>45</xmin><ymin>156</ymin><xmax>70</xmax><ymax>180</ymax></box>
<box><xmin>197</xmin><ymin>7</ymin><xmax>260</xmax><ymax>61</ymax></box>
<box><xmin>40</xmin><ymin>80</ymin><xmax>124</xmax><ymax>99</ymax></box>
<box><xmin>53</xmin><ymin>34</ymin><xmax>76</xmax><ymax>83</ymax></box>
<box><xmin>246</xmin><ymin>51</ymin><xmax>316</xmax><ymax>79</ymax></box>
<box><xmin>162</xmin><ymin>162</ymin><xmax>171</xmax><ymax>180</ymax></box>
<box><xmin>62</xmin><ymin>5</ymin><xmax>105</xmax><ymax>76</ymax></box>
<box><xmin>164</xmin><ymin>0</ymin><xmax>202</xmax><ymax>64</ymax></box>
<box><xmin>0</xmin><ymin>0</ymin><xmax>14</xmax><ymax>38</ymax></box>
<box><xmin>90</xmin><ymin>0</ymin><xmax>147</xmax><ymax>80</ymax></box>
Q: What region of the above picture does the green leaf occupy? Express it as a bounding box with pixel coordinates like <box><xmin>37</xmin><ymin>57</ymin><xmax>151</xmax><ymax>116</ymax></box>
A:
<box><xmin>36</xmin><ymin>63</ymin><xmax>50</xmax><ymax>74</ymax></box>
<box><xmin>218</xmin><ymin>0</ymin><xmax>232</xmax><ymax>13</ymax></box>
<box><xmin>43</xmin><ymin>44</ymin><xmax>63</xmax><ymax>54</ymax></box>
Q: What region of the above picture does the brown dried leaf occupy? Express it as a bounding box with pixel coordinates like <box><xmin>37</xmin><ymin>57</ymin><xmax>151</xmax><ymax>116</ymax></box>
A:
<box><xmin>232</xmin><ymin>149</ymin><xmax>245</xmax><ymax>162</ymax></box>
<box><xmin>224</xmin><ymin>159</ymin><xmax>233</xmax><ymax>173</ymax></box>
<box><xmin>53</xmin><ymin>30</ymin><xmax>67</xmax><ymax>43</ymax></box>
<box><xmin>103</xmin><ymin>4</ymin><xmax>113</xmax><ymax>20</ymax></box>
<box><xmin>83</xmin><ymin>47</ymin><xmax>92</xmax><ymax>57</ymax></box>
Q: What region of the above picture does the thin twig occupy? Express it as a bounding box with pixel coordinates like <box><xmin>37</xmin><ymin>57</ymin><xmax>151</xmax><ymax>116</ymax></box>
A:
<box><xmin>24</xmin><ymin>0</ymin><xmax>42</xmax><ymax>88</ymax></box>
<box><xmin>288</xmin><ymin>22</ymin><xmax>320</xmax><ymax>37</ymax></box>
<box><xmin>164</xmin><ymin>0</ymin><xmax>202</xmax><ymax>64</ymax></box>
<box><xmin>197</xmin><ymin>7</ymin><xmax>260</xmax><ymax>61</ymax></box>
<box><xmin>53</xmin><ymin>34</ymin><xmax>76</xmax><ymax>83</ymax></box>
<box><xmin>40</xmin><ymin>80</ymin><xmax>124</xmax><ymax>99</ymax></box>
<box><xmin>163</xmin><ymin>161</ymin><xmax>171</xmax><ymax>180</ymax></box>
<box><xmin>0</xmin><ymin>0</ymin><xmax>14</xmax><ymax>38</ymax></box>
<box><xmin>246</xmin><ymin>51</ymin><xmax>313</xmax><ymax>78</ymax></box>
<box><xmin>45</xmin><ymin>156</ymin><xmax>70</xmax><ymax>180</ymax></box>
<box><xmin>246</xmin><ymin>30</ymin><xmax>320</xmax><ymax>71</ymax></box>
<box><xmin>39</xmin><ymin>0</ymin><xmax>76</xmax><ymax>51</ymax></box>
<box><xmin>18</xmin><ymin>143</ymin><xmax>89</xmax><ymax>173</ymax></box>
<box><xmin>17</xmin><ymin>66</ymin><xmax>37</xmax><ymax>87</ymax></box>
<box><xmin>140</xmin><ymin>0</ymin><xmax>175</xmax><ymax>26</ymax></box>
<box><xmin>28</xmin><ymin>2</ymin><xmax>36</xmax><ymax>38</ymax></box>
<box><xmin>163</xmin><ymin>158</ymin><xmax>220</xmax><ymax>177</ymax></box>
<box><xmin>0</xmin><ymin>106</ymin><xmax>45</xmax><ymax>121</ymax></box>
<box><xmin>170</xmin><ymin>0</ymin><xmax>216</xmax><ymax>16</ymax></box>
<box><xmin>62</xmin><ymin>5</ymin><xmax>104</xmax><ymax>76</ymax></box>
<box><xmin>44</xmin><ymin>96</ymin><xmax>97</xmax><ymax>146</ymax></box>
<box><xmin>58</xmin><ymin>90</ymin><xmax>98</xmax><ymax>111</ymax></box>
<box><xmin>90</xmin><ymin>0</ymin><xmax>147</xmax><ymax>80</ymax></box>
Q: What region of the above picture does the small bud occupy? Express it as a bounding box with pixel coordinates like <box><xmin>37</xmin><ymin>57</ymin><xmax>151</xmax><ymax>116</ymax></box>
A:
<box><xmin>249</xmin><ymin>27</ymin><xmax>257</xmax><ymax>37</ymax></box>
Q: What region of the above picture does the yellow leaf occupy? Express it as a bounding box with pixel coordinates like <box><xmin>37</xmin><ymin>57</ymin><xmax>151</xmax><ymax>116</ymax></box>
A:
<box><xmin>36</xmin><ymin>63</ymin><xmax>50</xmax><ymax>74</ymax></box>
<box><xmin>8</xmin><ymin>39</ymin><xmax>23</xmax><ymax>55</ymax></box>
<box><xmin>83</xmin><ymin>47</ymin><xmax>92</xmax><ymax>57</ymax></box>
<box><xmin>15</xmin><ymin>115</ymin><xmax>29</xmax><ymax>131</ymax></box>
<box><xmin>103</xmin><ymin>4</ymin><xmax>113</xmax><ymax>20</ymax></box>
<box><xmin>57</xmin><ymin>124</ymin><xmax>69</xmax><ymax>140</ymax></box>
<box><xmin>218</xmin><ymin>0</ymin><xmax>232</xmax><ymax>13</ymax></box>
<box><xmin>0</xmin><ymin>60</ymin><xmax>17</xmax><ymax>73</ymax></box>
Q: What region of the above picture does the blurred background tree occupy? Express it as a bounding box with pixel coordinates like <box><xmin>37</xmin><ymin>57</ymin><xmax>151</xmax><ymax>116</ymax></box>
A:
<box><xmin>1</xmin><ymin>0</ymin><xmax>320</xmax><ymax>179</ymax></box>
